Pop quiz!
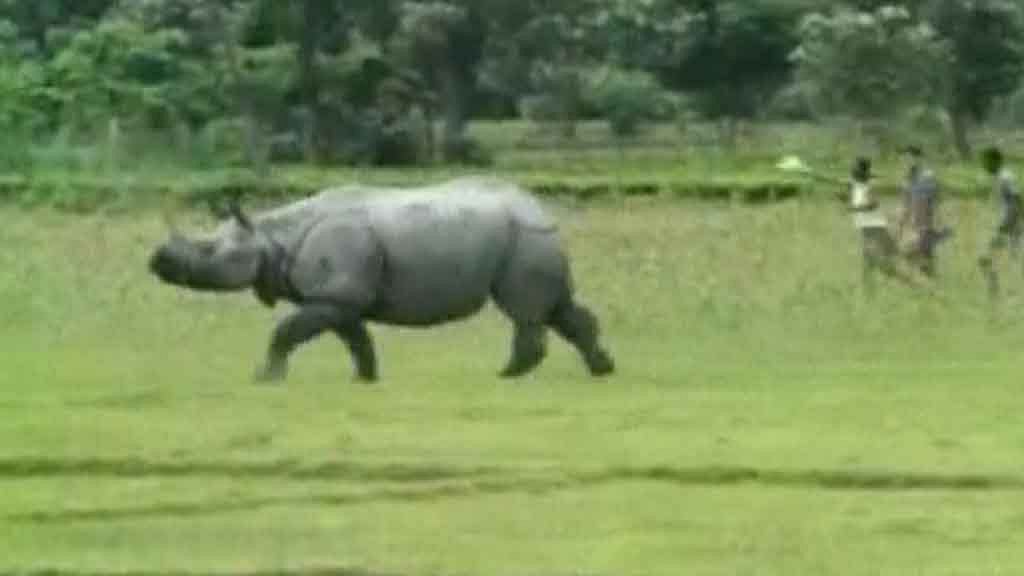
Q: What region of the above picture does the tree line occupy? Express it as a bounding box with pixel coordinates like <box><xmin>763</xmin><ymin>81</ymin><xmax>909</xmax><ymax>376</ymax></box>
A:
<box><xmin>1</xmin><ymin>0</ymin><xmax>1023</xmax><ymax>168</ymax></box>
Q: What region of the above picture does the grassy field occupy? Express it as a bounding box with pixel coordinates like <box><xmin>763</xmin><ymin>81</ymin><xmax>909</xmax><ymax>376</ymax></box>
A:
<box><xmin>3</xmin><ymin>191</ymin><xmax>1024</xmax><ymax>575</ymax></box>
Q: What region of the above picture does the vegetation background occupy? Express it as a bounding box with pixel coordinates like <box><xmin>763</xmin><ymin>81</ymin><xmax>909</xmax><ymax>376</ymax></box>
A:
<box><xmin>1</xmin><ymin>0</ymin><xmax>1024</xmax><ymax>205</ymax></box>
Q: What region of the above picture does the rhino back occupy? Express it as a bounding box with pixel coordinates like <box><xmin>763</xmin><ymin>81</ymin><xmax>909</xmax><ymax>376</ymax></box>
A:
<box><xmin>362</xmin><ymin>189</ymin><xmax>516</xmax><ymax>326</ymax></box>
<box><xmin>423</xmin><ymin>176</ymin><xmax>556</xmax><ymax>231</ymax></box>
<box><xmin>254</xmin><ymin>176</ymin><xmax>553</xmax><ymax>245</ymax></box>
<box><xmin>255</xmin><ymin>178</ymin><xmax>559</xmax><ymax>326</ymax></box>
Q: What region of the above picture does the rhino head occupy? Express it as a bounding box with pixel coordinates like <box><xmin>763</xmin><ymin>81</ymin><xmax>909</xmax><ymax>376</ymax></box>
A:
<box><xmin>149</xmin><ymin>201</ymin><xmax>270</xmax><ymax>294</ymax></box>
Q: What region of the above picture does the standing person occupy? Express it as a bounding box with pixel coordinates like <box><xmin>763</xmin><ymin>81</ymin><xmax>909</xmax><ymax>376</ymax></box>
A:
<box><xmin>847</xmin><ymin>156</ymin><xmax>918</xmax><ymax>292</ymax></box>
<box><xmin>897</xmin><ymin>145</ymin><xmax>948</xmax><ymax>278</ymax></box>
<box><xmin>978</xmin><ymin>146</ymin><xmax>1022</xmax><ymax>299</ymax></box>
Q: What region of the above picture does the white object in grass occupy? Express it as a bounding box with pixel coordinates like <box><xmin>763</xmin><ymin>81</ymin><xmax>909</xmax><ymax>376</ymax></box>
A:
<box><xmin>776</xmin><ymin>155</ymin><xmax>810</xmax><ymax>173</ymax></box>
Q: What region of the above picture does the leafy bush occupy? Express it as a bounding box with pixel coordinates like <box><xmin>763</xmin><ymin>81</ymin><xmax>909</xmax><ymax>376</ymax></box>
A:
<box><xmin>521</xmin><ymin>62</ymin><xmax>592</xmax><ymax>139</ymax></box>
<box><xmin>194</xmin><ymin>117</ymin><xmax>257</xmax><ymax>168</ymax></box>
<box><xmin>902</xmin><ymin>105</ymin><xmax>951</xmax><ymax>142</ymax></box>
<box><xmin>441</xmin><ymin>134</ymin><xmax>493</xmax><ymax>166</ymax></box>
<box><xmin>585</xmin><ymin>67</ymin><xmax>675</xmax><ymax>138</ymax></box>
<box><xmin>0</xmin><ymin>21</ymin><xmax>45</xmax><ymax>170</ymax></box>
<box><xmin>991</xmin><ymin>85</ymin><xmax>1024</xmax><ymax>128</ymax></box>
<box><xmin>765</xmin><ymin>82</ymin><xmax>818</xmax><ymax>122</ymax></box>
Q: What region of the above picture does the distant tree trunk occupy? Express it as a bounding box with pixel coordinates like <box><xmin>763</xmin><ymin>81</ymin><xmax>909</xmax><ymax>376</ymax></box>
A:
<box><xmin>440</xmin><ymin>67</ymin><xmax>468</xmax><ymax>160</ymax></box>
<box><xmin>423</xmin><ymin>104</ymin><xmax>437</xmax><ymax>163</ymax></box>
<box><xmin>950</xmin><ymin>107</ymin><xmax>972</xmax><ymax>160</ymax></box>
<box><xmin>720</xmin><ymin>118</ymin><xmax>739</xmax><ymax>150</ymax></box>
<box><xmin>105</xmin><ymin>117</ymin><xmax>121</xmax><ymax>171</ymax></box>
<box><xmin>559</xmin><ymin>117</ymin><xmax>577</xmax><ymax>140</ymax></box>
<box><xmin>213</xmin><ymin>4</ymin><xmax>263</xmax><ymax>171</ymax></box>
<box><xmin>299</xmin><ymin>0</ymin><xmax>325</xmax><ymax>163</ymax></box>
<box><xmin>558</xmin><ymin>69</ymin><xmax>580</xmax><ymax>140</ymax></box>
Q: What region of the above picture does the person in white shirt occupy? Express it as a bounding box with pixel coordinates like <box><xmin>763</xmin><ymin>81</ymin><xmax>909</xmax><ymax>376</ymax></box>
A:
<box><xmin>847</xmin><ymin>156</ymin><xmax>918</xmax><ymax>292</ymax></box>
<box><xmin>978</xmin><ymin>146</ymin><xmax>1021</xmax><ymax>299</ymax></box>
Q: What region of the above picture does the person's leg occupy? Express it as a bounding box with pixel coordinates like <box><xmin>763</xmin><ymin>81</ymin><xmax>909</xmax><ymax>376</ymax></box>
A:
<box><xmin>919</xmin><ymin>230</ymin><xmax>937</xmax><ymax>278</ymax></box>
<box><xmin>872</xmin><ymin>228</ymin><xmax>923</xmax><ymax>288</ymax></box>
<box><xmin>861</xmin><ymin>232</ymin><xmax>875</xmax><ymax>294</ymax></box>
<box><xmin>979</xmin><ymin>233</ymin><xmax>1004</xmax><ymax>300</ymax></box>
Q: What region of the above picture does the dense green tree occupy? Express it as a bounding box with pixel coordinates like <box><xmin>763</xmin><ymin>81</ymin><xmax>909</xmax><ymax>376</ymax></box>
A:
<box><xmin>0</xmin><ymin>19</ymin><xmax>45</xmax><ymax>168</ymax></box>
<box><xmin>924</xmin><ymin>0</ymin><xmax>1024</xmax><ymax>157</ymax></box>
<box><xmin>45</xmin><ymin>17</ymin><xmax>193</xmax><ymax>129</ymax></box>
<box><xmin>1</xmin><ymin>0</ymin><xmax>1022</xmax><ymax>167</ymax></box>
<box><xmin>587</xmin><ymin>65</ymin><xmax>676</xmax><ymax>138</ymax></box>
<box><xmin>672</xmin><ymin>0</ymin><xmax>803</xmax><ymax>132</ymax></box>
<box><xmin>391</xmin><ymin>1</ymin><xmax>488</xmax><ymax>161</ymax></box>
<box><xmin>792</xmin><ymin>5</ymin><xmax>950</xmax><ymax>144</ymax></box>
<box><xmin>0</xmin><ymin>0</ymin><xmax>114</xmax><ymax>55</ymax></box>
<box><xmin>512</xmin><ymin>11</ymin><xmax>593</xmax><ymax>136</ymax></box>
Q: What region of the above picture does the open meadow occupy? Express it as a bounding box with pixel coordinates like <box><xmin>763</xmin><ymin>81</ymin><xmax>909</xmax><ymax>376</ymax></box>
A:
<box><xmin>5</xmin><ymin>0</ymin><xmax>1024</xmax><ymax>568</ymax></box>
<box><xmin>3</xmin><ymin>186</ymin><xmax>1024</xmax><ymax>575</ymax></box>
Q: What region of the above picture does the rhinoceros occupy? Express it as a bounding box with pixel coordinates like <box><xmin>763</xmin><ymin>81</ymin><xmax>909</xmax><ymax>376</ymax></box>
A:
<box><xmin>148</xmin><ymin>177</ymin><xmax>615</xmax><ymax>383</ymax></box>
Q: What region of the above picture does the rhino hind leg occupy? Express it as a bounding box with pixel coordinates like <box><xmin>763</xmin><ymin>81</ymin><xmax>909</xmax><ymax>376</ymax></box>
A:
<box><xmin>499</xmin><ymin>323</ymin><xmax>548</xmax><ymax>378</ymax></box>
<box><xmin>334</xmin><ymin>322</ymin><xmax>378</xmax><ymax>382</ymax></box>
<box><xmin>490</xmin><ymin>246</ymin><xmax>558</xmax><ymax>378</ymax></box>
<box><xmin>550</xmin><ymin>299</ymin><xmax>615</xmax><ymax>377</ymax></box>
<box><xmin>491</xmin><ymin>228</ymin><xmax>613</xmax><ymax>378</ymax></box>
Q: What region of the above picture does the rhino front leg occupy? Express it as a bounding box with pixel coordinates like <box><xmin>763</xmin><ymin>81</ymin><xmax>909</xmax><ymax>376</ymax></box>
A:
<box><xmin>256</xmin><ymin>304</ymin><xmax>349</xmax><ymax>383</ymax></box>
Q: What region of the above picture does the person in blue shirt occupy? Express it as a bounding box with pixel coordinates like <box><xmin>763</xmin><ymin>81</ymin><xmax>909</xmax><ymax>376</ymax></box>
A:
<box><xmin>978</xmin><ymin>146</ymin><xmax>1021</xmax><ymax>299</ymax></box>
<box><xmin>897</xmin><ymin>145</ymin><xmax>950</xmax><ymax>278</ymax></box>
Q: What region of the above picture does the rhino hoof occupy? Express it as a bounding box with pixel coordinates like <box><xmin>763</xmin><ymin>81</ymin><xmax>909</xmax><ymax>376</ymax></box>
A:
<box><xmin>499</xmin><ymin>366</ymin><xmax>531</xmax><ymax>379</ymax></box>
<box><xmin>588</xmin><ymin>351</ymin><xmax>615</xmax><ymax>377</ymax></box>
<box><xmin>253</xmin><ymin>364</ymin><xmax>287</xmax><ymax>384</ymax></box>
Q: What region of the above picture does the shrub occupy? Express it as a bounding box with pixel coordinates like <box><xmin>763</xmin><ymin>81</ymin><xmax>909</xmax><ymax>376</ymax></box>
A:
<box><xmin>585</xmin><ymin>67</ymin><xmax>675</xmax><ymax>138</ymax></box>
<box><xmin>195</xmin><ymin>117</ymin><xmax>261</xmax><ymax>168</ymax></box>
<box><xmin>521</xmin><ymin>63</ymin><xmax>591</xmax><ymax>139</ymax></box>
<box><xmin>441</xmin><ymin>134</ymin><xmax>493</xmax><ymax>166</ymax></box>
<box><xmin>765</xmin><ymin>83</ymin><xmax>819</xmax><ymax>122</ymax></box>
<box><xmin>991</xmin><ymin>85</ymin><xmax>1024</xmax><ymax>128</ymax></box>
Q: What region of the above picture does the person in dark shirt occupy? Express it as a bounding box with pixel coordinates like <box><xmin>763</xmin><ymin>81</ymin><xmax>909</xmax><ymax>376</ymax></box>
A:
<box><xmin>978</xmin><ymin>146</ymin><xmax>1022</xmax><ymax>299</ymax></box>
<box><xmin>898</xmin><ymin>145</ymin><xmax>949</xmax><ymax>278</ymax></box>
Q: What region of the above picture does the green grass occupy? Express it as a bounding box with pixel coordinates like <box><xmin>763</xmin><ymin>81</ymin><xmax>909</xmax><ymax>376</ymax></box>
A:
<box><xmin>3</xmin><ymin>195</ymin><xmax>1024</xmax><ymax>574</ymax></box>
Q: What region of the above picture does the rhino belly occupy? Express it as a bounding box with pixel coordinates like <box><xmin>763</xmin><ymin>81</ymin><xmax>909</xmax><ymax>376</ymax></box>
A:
<box><xmin>367</xmin><ymin>199</ymin><xmax>513</xmax><ymax>326</ymax></box>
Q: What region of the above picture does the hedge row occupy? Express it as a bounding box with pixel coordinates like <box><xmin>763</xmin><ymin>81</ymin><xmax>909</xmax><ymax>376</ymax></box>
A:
<box><xmin>0</xmin><ymin>169</ymin><xmax>990</xmax><ymax>212</ymax></box>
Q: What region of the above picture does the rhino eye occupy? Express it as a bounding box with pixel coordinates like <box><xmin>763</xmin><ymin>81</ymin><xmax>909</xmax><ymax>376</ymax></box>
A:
<box><xmin>199</xmin><ymin>244</ymin><xmax>217</xmax><ymax>257</ymax></box>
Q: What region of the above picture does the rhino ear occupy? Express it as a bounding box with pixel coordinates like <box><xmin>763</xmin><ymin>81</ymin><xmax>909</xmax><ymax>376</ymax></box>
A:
<box><xmin>229</xmin><ymin>199</ymin><xmax>255</xmax><ymax>233</ymax></box>
<box><xmin>205</xmin><ymin>197</ymin><xmax>231</xmax><ymax>221</ymax></box>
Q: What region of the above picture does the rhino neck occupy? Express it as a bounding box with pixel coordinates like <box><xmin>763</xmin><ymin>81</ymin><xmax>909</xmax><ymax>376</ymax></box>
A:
<box><xmin>251</xmin><ymin>215</ymin><xmax>326</xmax><ymax>307</ymax></box>
<box><xmin>246</xmin><ymin>193</ymin><xmax>353</xmax><ymax>306</ymax></box>
<box><xmin>253</xmin><ymin>236</ymin><xmax>296</xmax><ymax>307</ymax></box>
